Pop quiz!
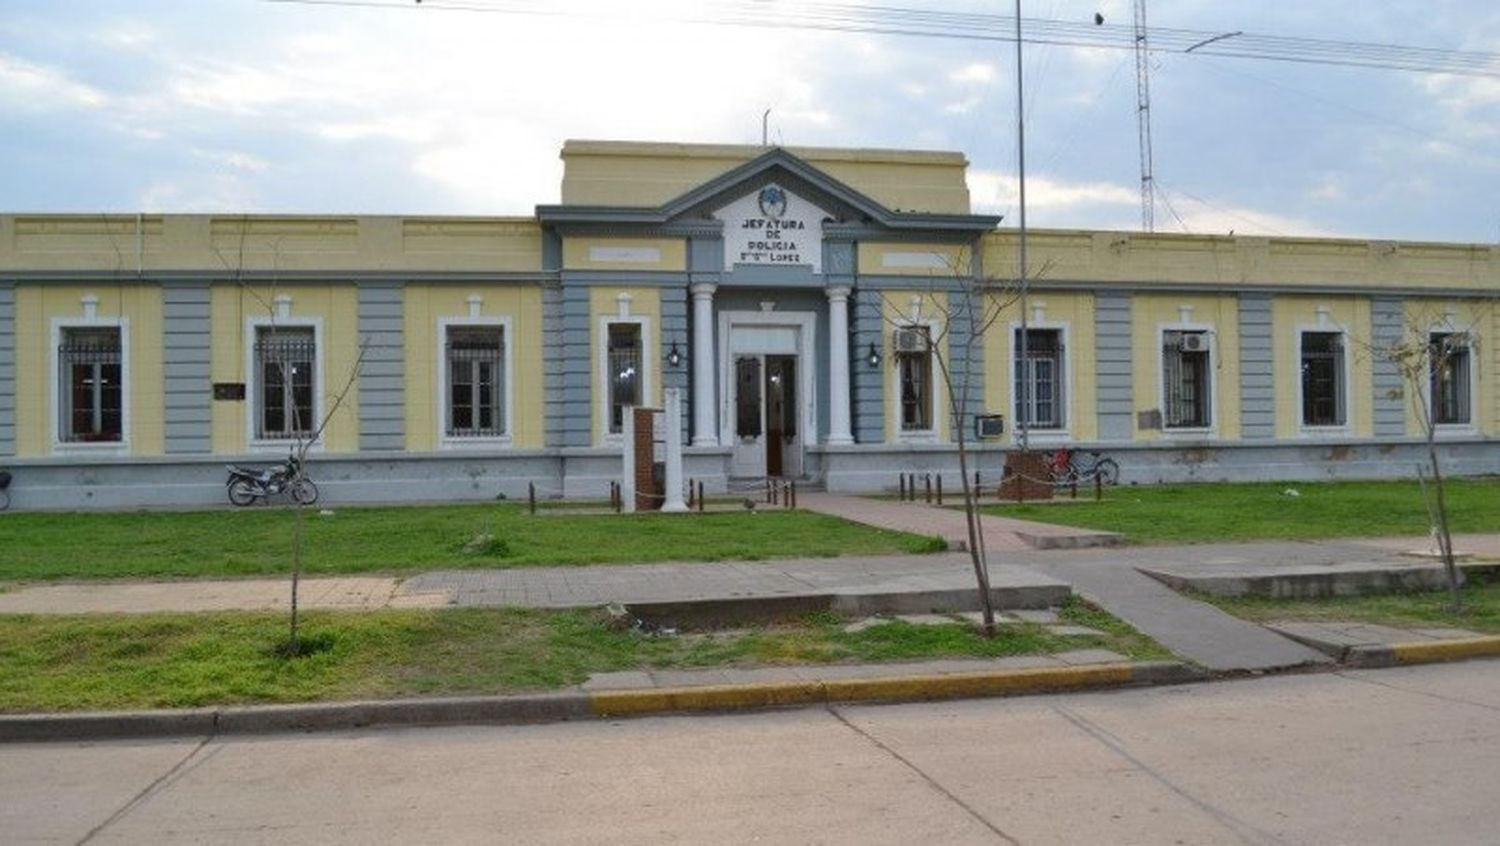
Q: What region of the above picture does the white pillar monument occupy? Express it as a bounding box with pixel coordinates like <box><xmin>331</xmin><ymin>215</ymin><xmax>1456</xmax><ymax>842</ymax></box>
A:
<box><xmin>690</xmin><ymin>282</ymin><xmax>718</xmax><ymax>446</ymax></box>
<box><xmin>826</xmin><ymin>285</ymin><xmax>854</xmax><ymax>445</ymax></box>
<box><xmin>661</xmin><ymin>388</ymin><xmax>688</xmax><ymax>512</ymax></box>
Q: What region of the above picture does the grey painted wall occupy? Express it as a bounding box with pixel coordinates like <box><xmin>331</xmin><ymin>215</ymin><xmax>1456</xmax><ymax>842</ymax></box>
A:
<box><xmin>162</xmin><ymin>281</ymin><xmax>213</xmax><ymax>454</ymax></box>
<box><xmin>660</xmin><ymin>284</ymin><xmax>689</xmax><ymax>438</ymax></box>
<box><xmin>945</xmin><ymin>288</ymin><xmax>984</xmax><ymax>439</ymax></box>
<box><xmin>558</xmin><ymin>284</ymin><xmax>593</xmax><ymax>448</ymax></box>
<box><xmin>1239</xmin><ymin>293</ymin><xmax>1275</xmax><ymax>439</ymax></box>
<box><xmin>1371</xmin><ymin>296</ymin><xmax>1407</xmax><ymax>437</ymax></box>
<box><xmin>542</xmin><ymin>281</ymin><xmax>565</xmax><ymax>448</ymax></box>
<box><xmin>1094</xmin><ymin>292</ymin><xmax>1133</xmax><ymax>441</ymax></box>
<box><xmin>357</xmin><ymin>282</ymin><xmax>405</xmax><ymax>451</ymax></box>
<box><xmin>852</xmin><ymin>287</ymin><xmax>885</xmax><ymax>443</ymax></box>
<box><xmin>0</xmin><ymin>282</ymin><xmax>13</xmax><ymax>456</ymax></box>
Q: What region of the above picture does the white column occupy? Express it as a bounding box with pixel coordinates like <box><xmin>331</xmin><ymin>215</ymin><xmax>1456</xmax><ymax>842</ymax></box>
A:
<box><xmin>690</xmin><ymin>282</ymin><xmax>718</xmax><ymax>446</ymax></box>
<box><xmin>620</xmin><ymin>408</ymin><xmax>635</xmax><ymax>513</ymax></box>
<box><xmin>826</xmin><ymin>285</ymin><xmax>854</xmax><ymax>445</ymax></box>
<box><xmin>661</xmin><ymin>388</ymin><xmax>687</xmax><ymax>512</ymax></box>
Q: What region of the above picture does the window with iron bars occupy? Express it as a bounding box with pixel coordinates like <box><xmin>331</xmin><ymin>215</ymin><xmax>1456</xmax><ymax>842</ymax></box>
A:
<box><xmin>446</xmin><ymin>326</ymin><xmax>506</xmax><ymax>437</ymax></box>
<box><xmin>1014</xmin><ymin>328</ymin><xmax>1065</xmax><ymax>430</ymax></box>
<box><xmin>1430</xmin><ymin>331</ymin><xmax>1472</xmax><ymax>426</ymax></box>
<box><xmin>1300</xmin><ymin>331</ymin><xmax>1345</xmax><ymax>427</ymax></box>
<box><xmin>1162</xmin><ymin>331</ymin><xmax>1211</xmax><ymax>429</ymax></box>
<box><xmin>255</xmin><ymin>327</ymin><xmax>315</xmax><ymax>440</ymax></box>
<box><xmin>607</xmin><ymin>323</ymin><xmax>641</xmax><ymax>434</ymax></box>
<box><xmin>897</xmin><ymin>326</ymin><xmax>933</xmax><ymax>432</ymax></box>
<box><xmin>59</xmin><ymin>327</ymin><xmax>122</xmax><ymax>443</ymax></box>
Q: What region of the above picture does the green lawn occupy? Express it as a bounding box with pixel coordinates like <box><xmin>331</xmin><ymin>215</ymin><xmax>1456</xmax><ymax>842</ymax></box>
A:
<box><xmin>1202</xmin><ymin>572</ymin><xmax>1500</xmax><ymax>635</ymax></box>
<box><xmin>0</xmin><ymin>504</ymin><xmax>945</xmax><ymax>582</ymax></box>
<box><xmin>0</xmin><ymin>601</ymin><xmax>1166</xmax><ymax>712</ymax></box>
<box><xmin>985</xmin><ymin>478</ymin><xmax>1500</xmax><ymax>544</ymax></box>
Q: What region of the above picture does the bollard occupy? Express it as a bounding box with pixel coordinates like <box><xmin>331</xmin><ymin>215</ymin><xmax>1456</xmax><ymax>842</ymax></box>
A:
<box><xmin>1070</xmin><ymin>475</ymin><xmax>1078</xmax><ymax>500</ymax></box>
<box><xmin>898</xmin><ymin>473</ymin><xmax>907</xmax><ymax>501</ymax></box>
<box><xmin>783</xmin><ymin>482</ymin><xmax>791</xmax><ymax>510</ymax></box>
<box><xmin>1095</xmin><ymin>471</ymin><xmax>1103</xmax><ymax>502</ymax></box>
<box><xmin>766</xmin><ymin>478</ymin><xmax>773</xmax><ymax>504</ymax></box>
<box><xmin>529</xmin><ymin>481</ymin><xmax>536</xmax><ymax>515</ymax></box>
<box><xmin>790</xmin><ymin>481</ymin><xmax>797</xmax><ymax>510</ymax></box>
<box><xmin>698</xmin><ymin>480</ymin><xmax>705</xmax><ymax>513</ymax></box>
<box><xmin>687</xmin><ymin>478</ymin><xmax>695</xmax><ymax>508</ymax></box>
<box><xmin>924</xmin><ymin>473</ymin><xmax>932</xmax><ymax>504</ymax></box>
<box><xmin>936</xmin><ymin>474</ymin><xmax>943</xmax><ymax>506</ymax></box>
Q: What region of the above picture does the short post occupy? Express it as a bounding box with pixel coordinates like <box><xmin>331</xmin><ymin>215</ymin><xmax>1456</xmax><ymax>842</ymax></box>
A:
<box><xmin>899</xmin><ymin>474</ymin><xmax>907</xmax><ymax>501</ymax></box>
<box><xmin>936</xmin><ymin>474</ymin><xmax>943</xmax><ymax>506</ymax></box>
<box><xmin>783</xmin><ymin>482</ymin><xmax>791</xmax><ymax>510</ymax></box>
<box><xmin>974</xmin><ymin>470</ymin><xmax>981</xmax><ymax>493</ymax></box>
<box><xmin>528</xmin><ymin>481</ymin><xmax>536</xmax><ymax>515</ymax></box>
<box><xmin>1095</xmin><ymin>471</ymin><xmax>1103</xmax><ymax>502</ymax></box>
<box><xmin>924</xmin><ymin>473</ymin><xmax>932</xmax><ymax>504</ymax></box>
<box><xmin>698</xmin><ymin>480</ymin><xmax>706</xmax><ymax>512</ymax></box>
<box><xmin>790</xmin><ymin>481</ymin><xmax>797</xmax><ymax>510</ymax></box>
<box><xmin>766</xmin><ymin>478</ymin><xmax>773</xmax><ymax>504</ymax></box>
<box><xmin>1070</xmin><ymin>476</ymin><xmax>1078</xmax><ymax>499</ymax></box>
<box><xmin>687</xmin><ymin>478</ymin><xmax>695</xmax><ymax>508</ymax></box>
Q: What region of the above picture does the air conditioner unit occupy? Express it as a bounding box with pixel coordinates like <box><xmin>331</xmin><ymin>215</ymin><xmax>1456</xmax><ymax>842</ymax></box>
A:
<box><xmin>975</xmin><ymin>414</ymin><xmax>1006</xmax><ymax>439</ymax></box>
<box><xmin>893</xmin><ymin>327</ymin><xmax>928</xmax><ymax>353</ymax></box>
<box><xmin>1179</xmin><ymin>332</ymin><xmax>1207</xmax><ymax>352</ymax></box>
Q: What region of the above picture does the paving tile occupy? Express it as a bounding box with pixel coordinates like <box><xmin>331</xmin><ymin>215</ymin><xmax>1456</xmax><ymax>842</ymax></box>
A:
<box><xmin>1046</xmin><ymin>625</ymin><xmax>1105</xmax><ymax>637</ymax></box>
<box><xmin>1053</xmin><ymin>648</ymin><xmax>1129</xmax><ymax>665</ymax></box>
<box><xmin>893</xmin><ymin>613</ymin><xmax>964</xmax><ymax>626</ymax></box>
<box><xmin>1012</xmin><ymin>609</ymin><xmax>1062</xmax><ymax>624</ymax></box>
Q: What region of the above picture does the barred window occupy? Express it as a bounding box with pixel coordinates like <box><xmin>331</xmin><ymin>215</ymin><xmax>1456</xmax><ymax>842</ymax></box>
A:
<box><xmin>59</xmin><ymin>327</ymin><xmax>122</xmax><ymax>443</ymax></box>
<box><xmin>1015</xmin><ymin>328</ymin><xmax>1065</xmax><ymax>429</ymax></box>
<box><xmin>1301</xmin><ymin>332</ymin><xmax>1345</xmax><ymax>427</ymax></box>
<box><xmin>446</xmin><ymin>326</ymin><xmax>506</xmax><ymax>437</ymax></box>
<box><xmin>1430</xmin><ymin>332</ymin><xmax>1472</xmax><ymax>426</ymax></box>
<box><xmin>897</xmin><ymin>326</ymin><xmax>933</xmax><ymax>432</ymax></box>
<box><xmin>255</xmin><ymin>327</ymin><xmax>315</xmax><ymax>440</ymax></box>
<box><xmin>1162</xmin><ymin>330</ymin><xmax>1211</xmax><ymax>429</ymax></box>
<box><xmin>607</xmin><ymin>323</ymin><xmax>641</xmax><ymax>434</ymax></box>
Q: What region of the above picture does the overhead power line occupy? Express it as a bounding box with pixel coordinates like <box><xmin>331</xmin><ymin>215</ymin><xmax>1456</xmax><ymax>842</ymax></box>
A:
<box><xmin>264</xmin><ymin>0</ymin><xmax>1500</xmax><ymax>78</ymax></box>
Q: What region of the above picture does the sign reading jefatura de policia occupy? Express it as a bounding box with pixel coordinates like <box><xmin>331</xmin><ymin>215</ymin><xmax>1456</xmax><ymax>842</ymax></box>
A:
<box><xmin>714</xmin><ymin>184</ymin><xmax>827</xmax><ymax>273</ymax></box>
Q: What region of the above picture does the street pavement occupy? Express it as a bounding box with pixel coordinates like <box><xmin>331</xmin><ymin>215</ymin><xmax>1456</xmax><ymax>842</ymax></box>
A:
<box><xmin>9</xmin><ymin>660</ymin><xmax>1500</xmax><ymax>845</ymax></box>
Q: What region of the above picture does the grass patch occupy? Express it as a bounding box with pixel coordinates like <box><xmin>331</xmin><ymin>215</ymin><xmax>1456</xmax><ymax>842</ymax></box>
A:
<box><xmin>985</xmin><ymin>478</ymin><xmax>1500</xmax><ymax>544</ymax></box>
<box><xmin>1201</xmin><ymin>572</ymin><xmax>1500</xmax><ymax>635</ymax></box>
<box><xmin>0</xmin><ymin>503</ymin><xmax>946</xmax><ymax>582</ymax></box>
<box><xmin>0</xmin><ymin>598</ymin><xmax>1162</xmax><ymax>712</ymax></box>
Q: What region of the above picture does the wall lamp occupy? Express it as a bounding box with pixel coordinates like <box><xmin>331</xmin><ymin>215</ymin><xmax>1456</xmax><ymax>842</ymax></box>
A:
<box><xmin>666</xmin><ymin>340</ymin><xmax>684</xmax><ymax>368</ymax></box>
<box><xmin>866</xmin><ymin>342</ymin><xmax>882</xmax><ymax>368</ymax></box>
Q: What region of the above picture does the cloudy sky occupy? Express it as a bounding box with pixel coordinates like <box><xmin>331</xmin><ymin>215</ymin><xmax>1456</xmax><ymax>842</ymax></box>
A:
<box><xmin>3</xmin><ymin>0</ymin><xmax>1498</xmax><ymax>243</ymax></box>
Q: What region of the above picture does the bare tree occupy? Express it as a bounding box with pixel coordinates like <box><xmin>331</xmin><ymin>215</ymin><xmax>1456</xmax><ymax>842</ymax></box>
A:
<box><xmin>216</xmin><ymin>224</ymin><xmax>369</xmax><ymax>654</ymax></box>
<box><xmin>876</xmin><ymin>250</ymin><xmax>1026</xmax><ymax>636</ymax></box>
<box><xmin>1371</xmin><ymin>307</ymin><xmax>1489</xmax><ymax>611</ymax></box>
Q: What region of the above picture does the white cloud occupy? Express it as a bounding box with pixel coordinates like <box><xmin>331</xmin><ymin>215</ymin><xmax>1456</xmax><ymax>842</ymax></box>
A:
<box><xmin>969</xmin><ymin>169</ymin><xmax>1138</xmax><ymax>213</ymax></box>
<box><xmin>0</xmin><ymin>53</ymin><xmax>107</xmax><ymax>109</ymax></box>
<box><xmin>950</xmin><ymin>62</ymin><xmax>998</xmax><ymax>84</ymax></box>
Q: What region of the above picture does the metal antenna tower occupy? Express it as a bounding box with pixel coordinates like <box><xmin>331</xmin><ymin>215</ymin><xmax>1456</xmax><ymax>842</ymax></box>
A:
<box><xmin>1133</xmin><ymin>0</ymin><xmax>1155</xmax><ymax>232</ymax></box>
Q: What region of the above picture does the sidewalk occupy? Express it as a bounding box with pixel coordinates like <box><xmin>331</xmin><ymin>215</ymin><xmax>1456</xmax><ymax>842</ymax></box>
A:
<box><xmin>797</xmin><ymin>492</ymin><xmax>1122</xmax><ymax>550</ymax></box>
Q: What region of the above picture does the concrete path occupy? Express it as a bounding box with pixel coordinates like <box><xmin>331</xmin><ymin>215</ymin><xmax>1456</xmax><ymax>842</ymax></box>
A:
<box><xmin>798</xmin><ymin>492</ymin><xmax>1122</xmax><ymax>550</ymax></box>
<box><xmin>0</xmin><ymin>553</ymin><xmax>1067</xmax><ymax>616</ymax></box>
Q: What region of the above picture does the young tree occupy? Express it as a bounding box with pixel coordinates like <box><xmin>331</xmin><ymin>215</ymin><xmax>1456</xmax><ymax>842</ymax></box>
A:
<box><xmin>1372</xmin><ymin>307</ymin><xmax>1488</xmax><ymax>611</ymax></box>
<box><xmin>876</xmin><ymin>250</ymin><xmax>1026</xmax><ymax>636</ymax></box>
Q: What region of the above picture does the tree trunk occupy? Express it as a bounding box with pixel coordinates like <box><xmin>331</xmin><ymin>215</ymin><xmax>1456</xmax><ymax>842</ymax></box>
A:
<box><xmin>1426</xmin><ymin>433</ymin><xmax>1462</xmax><ymax>611</ymax></box>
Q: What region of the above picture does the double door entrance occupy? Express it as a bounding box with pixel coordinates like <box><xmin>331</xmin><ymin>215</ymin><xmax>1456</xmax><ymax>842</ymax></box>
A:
<box><xmin>732</xmin><ymin>354</ymin><xmax>801</xmax><ymax>477</ymax></box>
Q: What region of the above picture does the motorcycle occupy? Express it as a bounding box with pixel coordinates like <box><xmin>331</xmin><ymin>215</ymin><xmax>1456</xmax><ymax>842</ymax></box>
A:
<box><xmin>225</xmin><ymin>454</ymin><xmax>319</xmax><ymax>506</ymax></box>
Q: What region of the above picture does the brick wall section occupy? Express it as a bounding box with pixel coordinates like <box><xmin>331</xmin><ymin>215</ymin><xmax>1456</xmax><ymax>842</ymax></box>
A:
<box><xmin>633</xmin><ymin>407</ymin><xmax>662</xmax><ymax>511</ymax></box>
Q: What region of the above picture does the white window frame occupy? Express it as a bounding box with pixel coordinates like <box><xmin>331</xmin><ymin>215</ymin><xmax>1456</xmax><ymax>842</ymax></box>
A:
<box><xmin>1157</xmin><ymin>322</ymin><xmax>1218</xmax><ymax>438</ymax></box>
<box><xmin>1295</xmin><ymin>325</ymin><xmax>1352</xmax><ymax>436</ymax></box>
<box><xmin>1008</xmin><ymin>320</ymin><xmax>1072</xmax><ymax>443</ymax></box>
<box><xmin>889</xmin><ymin>316</ymin><xmax>945</xmax><ymax>444</ymax></box>
<box><xmin>597</xmin><ymin>314</ymin><xmax>652</xmax><ymax>446</ymax></box>
<box><xmin>1424</xmin><ymin>324</ymin><xmax>1479</xmax><ymax>437</ymax></box>
<box><xmin>50</xmin><ymin>317</ymin><xmax>131</xmax><ymax>456</ymax></box>
<box><xmin>436</xmin><ymin>316</ymin><xmax>514</xmax><ymax>449</ymax></box>
<box><xmin>245</xmin><ymin>315</ymin><xmax>325</xmax><ymax>453</ymax></box>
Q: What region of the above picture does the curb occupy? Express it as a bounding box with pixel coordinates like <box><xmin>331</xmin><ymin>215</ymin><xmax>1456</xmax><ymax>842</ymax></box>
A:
<box><xmin>0</xmin><ymin>660</ymin><xmax>1205</xmax><ymax>744</ymax></box>
<box><xmin>1346</xmin><ymin>635</ymin><xmax>1500</xmax><ymax>669</ymax></box>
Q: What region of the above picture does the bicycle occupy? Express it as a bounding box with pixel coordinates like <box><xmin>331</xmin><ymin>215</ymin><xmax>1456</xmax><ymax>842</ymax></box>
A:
<box><xmin>1049</xmin><ymin>448</ymin><xmax>1119</xmax><ymax>486</ymax></box>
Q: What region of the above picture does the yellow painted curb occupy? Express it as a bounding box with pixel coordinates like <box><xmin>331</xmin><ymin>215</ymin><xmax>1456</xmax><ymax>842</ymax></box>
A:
<box><xmin>588</xmin><ymin>663</ymin><xmax>1139</xmax><ymax>717</ymax></box>
<box><xmin>1389</xmin><ymin>636</ymin><xmax>1500</xmax><ymax>665</ymax></box>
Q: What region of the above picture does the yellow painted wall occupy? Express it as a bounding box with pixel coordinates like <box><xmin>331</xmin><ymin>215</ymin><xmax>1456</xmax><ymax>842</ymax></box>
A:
<box><xmin>981</xmin><ymin>291</ymin><xmax>1098</xmax><ymax>443</ymax></box>
<box><xmin>13</xmin><ymin>284</ymin><xmax>163</xmax><ymax>457</ymax></box>
<box><xmin>1131</xmin><ymin>294</ymin><xmax>1241</xmax><ymax>441</ymax></box>
<box><xmin>403</xmin><ymin>283</ymin><xmax>545</xmax><ymax>450</ymax></box>
<box><xmin>1271</xmin><ymin>296</ymin><xmax>1373</xmax><ymax>438</ymax></box>
<box><xmin>881</xmin><ymin>290</ymin><xmax>951</xmax><ymax>443</ymax></box>
<box><xmin>589</xmin><ymin>286</ymin><xmax>662</xmax><ymax>445</ymax></box>
<box><xmin>857</xmin><ymin>243</ymin><xmax>971</xmax><ymax>277</ymax></box>
<box><xmin>209</xmin><ymin>283</ymin><xmax>360</xmax><ymax>454</ymax></box>
<box><xmin>562</xmin><ymin>237</ymin><xmax>686</xmax><ymax>272</ymax></box>
<box><xmin>1399</xmin><ymin>299</ymin><xmax>1496</xmax><ymax>437</ymax></box>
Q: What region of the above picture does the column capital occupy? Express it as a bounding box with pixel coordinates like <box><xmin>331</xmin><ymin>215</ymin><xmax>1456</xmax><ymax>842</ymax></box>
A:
<box><xmin>825</xmin><ymin>284</ymin><xmax>853</xmax><ymax>302</ymax></box>
<box><xmin>690</xmin><ymin>282</ymin><xmax>718</xmax><ymax>299</ymax></box>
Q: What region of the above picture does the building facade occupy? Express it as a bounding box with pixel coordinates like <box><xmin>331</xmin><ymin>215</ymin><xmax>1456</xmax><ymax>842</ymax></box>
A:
<box><xmin>1</xmin><ymin>140</ymin><xmax>1497</xmax><ymax>508</ymax></box>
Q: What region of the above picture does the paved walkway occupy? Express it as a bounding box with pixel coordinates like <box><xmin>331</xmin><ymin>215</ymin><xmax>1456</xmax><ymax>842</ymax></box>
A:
<box><xmin>797</xmin><ymin>492</ymin><xmax>1122</xmax><ymax>550</ymax></box>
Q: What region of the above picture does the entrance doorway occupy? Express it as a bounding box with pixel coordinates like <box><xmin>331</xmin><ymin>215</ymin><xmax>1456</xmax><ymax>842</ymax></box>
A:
<box><xmin>731</xmin><ymin>353</ymin><xmax>802</xmax><ymax>478</ymax></box>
